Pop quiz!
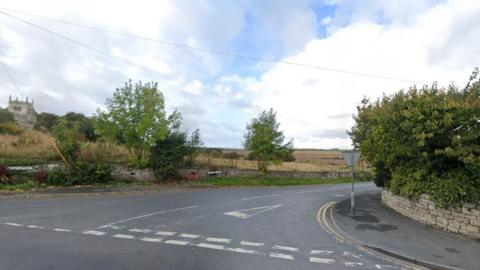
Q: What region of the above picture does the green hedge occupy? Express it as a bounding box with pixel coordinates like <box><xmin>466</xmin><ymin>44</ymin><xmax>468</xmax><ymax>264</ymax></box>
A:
<box><xmin>350</xmin><ymin>69</ymin><xmax>480</xmax><ymax>208</ymax></box>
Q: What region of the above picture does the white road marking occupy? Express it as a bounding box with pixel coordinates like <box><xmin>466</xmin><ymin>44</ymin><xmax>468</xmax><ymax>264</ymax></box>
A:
<box><xmin>309</xmin><ymin>257</ymin><xmax>335</xmax><ymax>264</ymax></box>
<box><xmin>310</xmin><ymin>250</ymin><xmax>334</xmax><ymax>255</ymax></box>
<box><xmin>298</xmin><ymin>189</ymin><xmax>327</xmax><ymax>194</ymax></box>
<box><xmin>227</xmin><ymin>247</ymin><xmax>257</xmax><ymax>254</ymax></box>
<box><xmin>98</xmin><ymin>205</ymin><xmax>199</xmax><ymax>227</ymax></box>
<box><xmin>53</xmin><ymin>228</ymin><xmax>71</xmax><ymax>232</ymax></box>
<box><xmin>269</xmin><ymin>252</ymin><xmax>294</xmax><ymax>260</ymax></box>
<box><xmin>196</xmin><ymin>243</ymin><xmax>225</xmax><ymax>250</ymax></box>
<box><xmin>224</xmin><ymin>204</ymin><xmax>283</xmax><ymax>219</ymax></box>
<box><xmin>27</xmin><ymin>225</ymin><xmax>44</xmax><ymax>229</ymax></box>
<box><xmin>129</xmin><ymin>228</ymin><xmax>152</xmax><ymax>233</ymax></box>
<box><xmin>343</xmin><ymin>251</ymin><xmax>362</xmax><ymax>259</ymax></box>
<box><xmin>179</xmin><ymin>233</ymin><xmax>201</xmax><ymax>239</ymax></box>
<box><xmin>164</xmin><ymin>240</ymin><xmax>190</xmax><ymax>246</ymax></box>
<box><xmin>155</xmin><ymin>231</ymin><xmax>176</xmax><ymax>236</ymax></box>
<box><xmin>4</xmin><ymin>222</ymin><xmax>23</xmax><ymax>227</ymax></box>
<box><xmin>273</xmin><ymin>245</ymin><xmax>299</xmax><ymax>252</ymax></box>
<box><xmin>375</xmin><ymin>265</ymin><xmax>398</xmax><ymax>269</ymax></box>
<box><xmin>240</xmin><ymin>241</ymin><xmax>264</xmax><ymax>247</ymax></box>
<box><xmin>141</xmin><ymin>237</ymin><xmax>163</xmax><ymax>243</ymax></box>
<box><xmin>345</xmin><ymin>262</ymin><xmax>363</xmax><ymax>267</ymax></box>
<box><xmin>101</xmin><ymin>224</ymin><xmax>124</xmax><ymax>230</ymax></box>
<box><xmin>241</xmin><ymin>194</ymin><xmax>279</xmax><ymax>201</ymax></box>
<box><xmin>112</xmin><ymin>234</ymin><xmax>135</xmax><ymax>239</ymax></box>
<box><xmin>206</xmin><ymin>237</ymin><xmax>231</xmax><ymax>244</ymax></box>
<box><xmin>83</xmin><ymin>230</ymin><xmax>106</xmax><ymax>236</ymax></box>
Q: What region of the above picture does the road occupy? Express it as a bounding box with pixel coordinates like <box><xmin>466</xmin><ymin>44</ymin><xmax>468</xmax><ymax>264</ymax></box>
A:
<box><xmin>0</xmin><ymin>182</ymin><xmax>402</xmax><ymax>270</ymax></box>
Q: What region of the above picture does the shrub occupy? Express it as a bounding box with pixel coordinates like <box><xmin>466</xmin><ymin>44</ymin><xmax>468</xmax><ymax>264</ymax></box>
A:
<box><xmin>350</xmin><ymin>69</ymin><xmax>480</xmax><ymax>207</ymax></box>
<box><xmin>0</xmin><ymin>164</ymin><xmax>11</xmax><ymax>184</ymax></box>
<box><xmin>149</xmin><ymin>132</ymin><xmax>190</xmax><ymax>180</ymax></box>
<box><xmin>46</xmin><ymin>162</ymin><xmax>112</xmax><ymax>186</ymax></box>
<box><xmin>33</xmin><ymin>170</ymin><xmax>48</xmax><ymax>184</ymax></box>
<box><xmin>0</xmin><ymin>122</ymin><xmax>23</xmax><ymax>135</ymax></box>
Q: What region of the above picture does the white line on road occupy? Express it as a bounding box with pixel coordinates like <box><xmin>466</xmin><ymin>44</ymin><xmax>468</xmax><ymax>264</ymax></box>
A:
<box><xmin>196</xmin><ymin>243</ymin><xmax>225</xmax><ymax>250</ymax></box>
<box><xmin>4</xmin><ymin>222</ymin><xmax>23</xmax><ymax>227</ymax></box>
<box><xmin>129</xmin><ymin>228</ymin><xmax>152</xmax><ymax>233</ymax></box>
<box><xmin>224</xmin><ymin>204</ymin><xmax>283</xmax><ymax>219</ymax></box>
<box><xmin>53</xmin><ymin>228</ymin><xmax>71</xmax><ymax>232</ymax></box>
<box><xmin>83</xmin><ymin>230</ymin><xmax>106</xmax><ymax>236</ymax></box>
<box><xmin>273</xmin><ymin>245</ymin><xmax>299</xmax><ymax>252</ymax></box>
<box><xmin>227</xmin><ymin>247</ymin><xmax>258</xmax><ymax>254</ymax></box>
<box><xmin>112</xmin><ymin>234</ymin><xmax>135</xmax><ymax>239</ymax></box>
<box><xmin>27</xmin><ymin>225</ymin><xmax>44</xmax><ymax>229</ymax></box>
<box><xmin>345</xmin><ymin>262</ymin><xmax>363</xmax><ymax>267</ymax></box>
<box><xmin>164</xmin><ymin>240</ymin><xmax>190</xmax><ymax>246</ymax></box>
<box><xmin>179</xmin><ymin>233</ymin><xmax>201</xmax><ymax>239</ymax></box>
<box><xmin>269</xmin><ymin>252</ymin><xmax>294</xmax><ymax>260</ymax></box>
<box><xmin>309</xmin><ymin>257</ymin><xmax>335</xmax><ymax>264</ymax></box>
<box><xmin>141</xmin><ymin>237</ymin><xmax>163</xmax><ymax>243</ymax></box>
<box><xmin>155</xmin><ymin>231</ymin><xmax>176</xmax><ymax>236</ymax></box>
<box><xmin>241</xmin><ymin>194</ymin><xmax>279</xmax><ymax>201</ymax></box>
<box><xmin>98</xmin><ymin>205</ymin><xmax>199</xmax><ymax>227</ymax></box>
<box><xmin>240</xmin><ymin>241</ymin><xmax>264</xmax><ymax>247</ymax></box>
<box><xmin>206</xmin><ymin>237</ymin><xmax>231</xmax><ymax>244</ymax></box>
<box><xmin>343</xmin><ymin>251</ymin><xmax>362</xmax><ymax>259</ymax></box>
<box><xmin>310</xmin><ymin>250</ymin><xmax>334</xmax><ymax>255</ymax></box>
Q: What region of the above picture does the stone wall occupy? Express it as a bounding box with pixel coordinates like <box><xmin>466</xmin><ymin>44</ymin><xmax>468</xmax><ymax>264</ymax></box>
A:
<box><xmin>382</xmin><ymin>190</ymin><xmax>480</xmax><ymax>238</ymax></box>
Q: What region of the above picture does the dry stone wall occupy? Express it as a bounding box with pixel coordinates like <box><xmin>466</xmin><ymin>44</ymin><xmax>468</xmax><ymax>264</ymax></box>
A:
<box><xmin>382</xmin><ymin>190</ymin><xmax>480</xmax><ymax>238</ymax></box>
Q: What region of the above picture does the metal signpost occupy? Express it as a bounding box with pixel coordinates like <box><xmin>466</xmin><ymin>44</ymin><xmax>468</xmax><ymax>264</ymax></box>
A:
<box><xmin>342</xmin><ymin>150</ymin><xmax>361</xmax><ymax>215</ymax></box>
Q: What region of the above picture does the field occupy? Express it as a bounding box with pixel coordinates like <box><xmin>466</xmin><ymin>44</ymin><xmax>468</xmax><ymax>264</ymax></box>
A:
<box><xmin>1</xmin><ymin>130</ymin><xmax>364</xmax><ymax>173</ymax></box>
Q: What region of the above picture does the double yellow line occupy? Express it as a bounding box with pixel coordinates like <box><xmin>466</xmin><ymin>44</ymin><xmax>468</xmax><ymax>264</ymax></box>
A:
<box><xmin>316</xmin><ymin>201</ymin><xmax>345</xmax><ymax>242</ymax></box>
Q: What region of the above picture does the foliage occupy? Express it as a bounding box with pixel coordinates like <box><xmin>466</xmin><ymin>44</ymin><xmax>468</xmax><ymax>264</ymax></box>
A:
<box><xmin>0</xmin><ymin>108</ymin><xmax>14</xmax><ymax>123</ymax></box>
<box><xmin>46</xmin><ymin>161</ymin><xmax>112</xmax><ymax>186</ymax></box>
<box><xmin>185</xmin><ymin>129</ymin><xmax>203</xmax><ymax>166</ymax></box>
<box><xmin>244</xmin><ymin>108</ymin><xmax>294</xmax><ymax>173</ymax></box>
<box><xmin>149</xmin><ymin>131</ymin><xmax>194</xmax><ymax>181</ymax></box>
<box><xmin>0</xmin><ymin>122</ymin><xmax>23</xmax><ymax>135</ymax></box>
<box><xmin>34</xmin><ymin>112</ymin><xmax>59</xmax><ymax>132</ymax></box>
<box><xmin>95</xmin><ymin>80</ymin><xmax>172</xmax><ymax>167</ymax></box>
<box><xmin>0</xmin><ymin>164</ymin><xmax>11</xmax><ymax>184</ymax></box>
<box><xmin>64</xmin><ymin>112</ymin><xmax>96</xmax><ymax>141</ymax></box>
<box><xmin>349</xmin><ymin>69</ymin><xmax>480</xmax><ymax>207</ymax></box>
<box><xmin>33</xmin><ymin>170</ymin><xmax>48</xmax><ymax>183</ymax></box>
<box><xmin>53</xmin><ymin>118</ymin><xmax>82</xmax><ymax>161</ymax></box>
<box><xmin>223</xmin><ymin>151</ymin><xmax>242</xmax><ymax>160</ymax></box>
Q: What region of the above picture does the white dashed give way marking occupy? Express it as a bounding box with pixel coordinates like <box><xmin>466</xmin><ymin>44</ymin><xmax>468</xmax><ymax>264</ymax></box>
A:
<box><xmin>273</xmin><ymin>245</ymin><xmax>298</xmax><ymax>252</ymax></box>
<box><xmin>113</xmin><ymin>234</ymin><xmax>135</xmax><ymax>239</ymax></box>
<box><xmin>206</xmin><ymin>237</ymin><xmax>231</xmax><ymax>244</ymax></box>
<box><xmin>269</xmin><ymin>252</ymin><xmax>294</xmax><ymax>260</ymax></box>
<box><xmin>83</xmin><ymin>230</ymin><xmax>106</xmax><ymax>236</ymax></box>
<box><xmin>309</xmin><ymin>257</ymin><xmax>335</xmax><ymax>264</ymax></box>
<box><xmin>224</xmin><ymin>204</ymin><xmax>283</xmax><ymax>219</ymax></box>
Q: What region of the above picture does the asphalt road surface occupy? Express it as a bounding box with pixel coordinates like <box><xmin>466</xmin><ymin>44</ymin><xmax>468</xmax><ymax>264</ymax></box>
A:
<box><xmin>0</xmin><ymin>182</ymin><xmax>403</xmax><ymax>270</ymax></box>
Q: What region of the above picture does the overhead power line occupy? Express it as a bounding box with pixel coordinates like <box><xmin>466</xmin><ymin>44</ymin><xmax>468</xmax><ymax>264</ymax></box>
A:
<box><xmin>1</xmin><ymin>62</ymin><xmax>23</xmax><ymax>97</ymax></box>
<box><xmin>0</xmin><ymin>10</ymin><xmax>170</xmax><ymax>76</ymax></box>
<box><xmin>0</xmin><ymin>7</ymin><xmax>425</xmax><ymax>84</ymax></box>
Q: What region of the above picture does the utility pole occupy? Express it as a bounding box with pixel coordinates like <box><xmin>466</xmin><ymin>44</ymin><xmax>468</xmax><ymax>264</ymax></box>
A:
<box><xmin>342</xmin><ymin>150</ymin><xmax>360</xmax><ymax>216</ymax></box>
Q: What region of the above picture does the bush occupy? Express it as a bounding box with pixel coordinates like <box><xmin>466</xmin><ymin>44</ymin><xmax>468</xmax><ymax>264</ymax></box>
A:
<box><xmin>350</xmin><ymin>69</ymin><xmax>480</xmax><ymax>207</ymax></box>
<box><xmin>0</xmin><ymin>122</ymin><xmax>23</xmax><ymax>135</ymax></box>
<box><xmin>0</xmin><ymin>164</ymin><xmax>11</xmax><ymax>184</ymax></box>
<box><xmin>33</xmin><ymin>170</ymin><xmax>48</xmax><ymax>184</ymax></box>
<box><xmin>46</xmin><ymin>162</ymin><xmax>112</xmax><ymax>186</ymax></box>
<box><xmin>149</xmin><ymin>132</ymin><xmax>190</xmax><ymax>181</ymax></box>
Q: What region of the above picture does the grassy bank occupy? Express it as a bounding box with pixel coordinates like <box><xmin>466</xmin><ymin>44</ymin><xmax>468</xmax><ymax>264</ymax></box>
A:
<box><xmin>198</xmin><ymin>177</ymin><xmax>359</xmax><ymax>187</ymax></box>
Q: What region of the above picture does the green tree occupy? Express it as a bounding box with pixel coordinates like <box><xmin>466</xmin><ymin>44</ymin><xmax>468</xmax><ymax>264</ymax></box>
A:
<box><xmin>95</xmin><ymin>80</ymin><xmax>170</xmax><ymax>167</ymax></box>
<box><xmin>34</xmin><ymin>112</ymin><xmax>59</xmax><ymax>132</ymax></box>
<box><xmin>64</xmin><ymin>112</ymin><xmax>96</xmax><ymax>141</ymax></box>
<box><xmin>0</xmin><ymin>108</ymin><xmax>14</xmax><ymax>123</ymax></box>
<box><xmin>244</xmin><ymin>108</ymin><xmax>293</xmax><ymax>173</ymax></box>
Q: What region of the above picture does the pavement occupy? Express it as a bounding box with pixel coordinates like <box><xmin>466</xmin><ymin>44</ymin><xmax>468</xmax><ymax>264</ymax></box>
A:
<box><xmin>0</xmin><ymin>182</ymin><xmax>416</xmax><ymax>270</ymax></box>
<box><xmin>332</xmin><ymin>191</ymin><xmax>480</xmax><ymax>270</ymax></box>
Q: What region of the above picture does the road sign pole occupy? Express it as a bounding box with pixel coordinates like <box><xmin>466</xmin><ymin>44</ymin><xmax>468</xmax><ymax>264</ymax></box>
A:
<box><xmin>350</xmin><ymin>154</ymin><xmax>355</xmax><ymax>215</ymax></box>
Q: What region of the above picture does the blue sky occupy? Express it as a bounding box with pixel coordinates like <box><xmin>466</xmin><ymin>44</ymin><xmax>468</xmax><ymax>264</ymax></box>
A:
<box><xmin>0</xmin><ymin>0</ymin><xmax>478</xmax><ymax>148</ymax></box>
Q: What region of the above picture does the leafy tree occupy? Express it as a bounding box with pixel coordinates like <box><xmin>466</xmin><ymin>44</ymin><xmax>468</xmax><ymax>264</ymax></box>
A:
<box><xmin>244</xmin><ymin>108</ymin><xmax>293</xmax><ymax>173</ymax></box>
<box><xmin>34</xmin><ymin>112</ymin><xmax>59</xmax><ymax>132</ymax></box>
<box><xmin>64</xmin><ymin>112</ymin><xmax>96</xmax><ymax>141</ymax></box>
<box><xmin>0</xmin><ymin>108</ymin><xmax>14</xmax><ymax>123</ymax></box>
<box><xmin>149</xmin><ymin>131</ymin><xmax>190</xmax><ymax>180</ymax></box>
<box><xmin>95</xmin><ymin>80</ymin><xmax>171</xmax><ymax>167</ymax></box>
<box><xmin>349</xmin><ymin>69</ymin><xmax>480</xmax><ymax>207</ymax></box>
<box><xmin>52</xmin><ymin>118</ymin><xmax>82</xmax><ymax>162</ymax></box>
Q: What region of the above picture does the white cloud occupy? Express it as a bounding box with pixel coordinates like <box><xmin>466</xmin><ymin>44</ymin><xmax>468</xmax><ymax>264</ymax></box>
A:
<box><xmin>252</xmin><ymin>0</ymin><xmax>479</xmax><ymax>149</ymax></box>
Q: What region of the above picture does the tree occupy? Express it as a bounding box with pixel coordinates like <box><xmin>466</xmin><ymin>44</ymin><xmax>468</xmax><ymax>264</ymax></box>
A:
<box><xmin>244</xmin><ymin>108</ymin><xmax>293</xmax><ymax>173</ymax></box>
<box><xmin>34</xmin><ymin>112</ymin><xmax>59</xmax><ymax>132</ymax></box>
<box><xmin>149</xmin><ymin>131</ymin><xmax>190</xmax><ymax>180</ymax></box>
<box><xmin>0</xmin><ymin>108</ymin><xmax>14</xmax><ymax>123</ymax></box>
<box><xmin>64</xmin><ymin>112</ymin><xmax>96</xmax><ymax>141</ymax></box>
<box><xmin>95</xmin><ymin>80</ymin><xmax>170</xmax><ymax>167</ymax></box>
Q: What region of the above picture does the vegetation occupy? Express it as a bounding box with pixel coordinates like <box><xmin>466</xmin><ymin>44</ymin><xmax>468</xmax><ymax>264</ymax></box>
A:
<box><xmin>244</xmin><ymin>108</ymin><xmax>294</xmax><ymax>173</ymax></box>
<box><xmin>34</xmin><ymin>112</ymin><xmax>59</xmax><ymax>132</ymax></box>
<box><xmin>350</xmin><ymin>69</ymin><xmax>480</xmax><ymax>207</ymax></box>
<box><xmin>95</xmin><ymin>80</ymin><xmax>173</xmax><ymax>167</ymax></box>
<box><xmin>200</xmin><ymin>177</ymin><xmax>358</xmax><ymax>187</ymax></box>
<box><xmin>0</xmin><ymin>108</ymin><xmax>14</xmax><ymax>123</ymax></box>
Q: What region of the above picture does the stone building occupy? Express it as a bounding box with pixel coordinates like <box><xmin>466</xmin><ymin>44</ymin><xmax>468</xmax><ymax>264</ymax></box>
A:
<box><xmin>7</xmin><ymin>96</ymin><xmax>37</xmax><ymax>128</ymax></box>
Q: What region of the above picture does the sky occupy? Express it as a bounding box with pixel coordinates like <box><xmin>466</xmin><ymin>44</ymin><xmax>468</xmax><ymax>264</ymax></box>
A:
<box><xmin>0</xmin><ymin>0</ymin><xmax>479</xmax><ymax>149</ymax></box>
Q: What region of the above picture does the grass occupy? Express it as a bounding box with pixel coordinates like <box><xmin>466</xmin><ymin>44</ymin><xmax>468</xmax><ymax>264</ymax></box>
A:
<box><xmin>198</xmin><ymin>177</ymin><xmax>359</xmax><ymax>187</ymax></box>
<box><xmin>0</xmin><ymin>180</ymin><xmax>155</xmax><ymax>192</ymax></box>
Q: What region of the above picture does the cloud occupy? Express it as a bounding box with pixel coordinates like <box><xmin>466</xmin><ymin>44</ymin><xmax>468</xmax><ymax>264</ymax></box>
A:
<box><xmin>252</xmin><ymin>0</ymin><xmax>479</xmax><ymax>149</ymax></box>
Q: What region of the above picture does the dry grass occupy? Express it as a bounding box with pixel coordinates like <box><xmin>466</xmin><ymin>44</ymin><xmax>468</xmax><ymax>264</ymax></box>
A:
<box><xmin>196</xmin><ymin>149</ymin><xmax>364</xmax><ymax>172</ymax></box>
<box><xmin>0</xmin><ymin>129</ymin><xmax>130</xmax><ymax>164</ymax></box>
